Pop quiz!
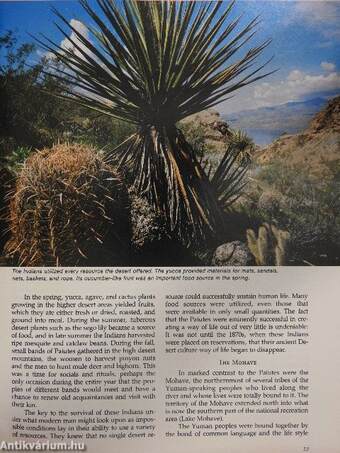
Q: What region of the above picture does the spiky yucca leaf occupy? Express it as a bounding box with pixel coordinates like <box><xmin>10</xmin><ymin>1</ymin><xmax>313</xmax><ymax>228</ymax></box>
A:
<box><xmin>211</xmin><ymin>146</ymin><xmax>250</xmax><ymax>210</ymax></box>
<box><xmin>199</xmin><ymin>128</ymin><xmax>253</xmax><ymax>211</ymax></box>
<box><xmin>38</xmin><ymin>0</ymin><xmax>272</xmax><ymax>243</ymax></box>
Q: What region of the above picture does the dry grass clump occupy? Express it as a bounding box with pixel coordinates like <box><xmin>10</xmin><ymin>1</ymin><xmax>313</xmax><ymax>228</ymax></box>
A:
<box><xmin>6</xmin><ymin>144</ymin><xmax>131</xmax><ymax>266</ymax></box>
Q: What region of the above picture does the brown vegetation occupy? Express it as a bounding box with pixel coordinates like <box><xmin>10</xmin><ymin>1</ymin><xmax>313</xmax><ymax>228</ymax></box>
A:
<box><xmin>6</xmin><ymin>144</ymin><xmax>131</xmax><ymax>266</ymax></box>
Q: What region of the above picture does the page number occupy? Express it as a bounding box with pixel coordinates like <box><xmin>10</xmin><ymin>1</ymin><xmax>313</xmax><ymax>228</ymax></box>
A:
<box><xmin>303</xmin><ymin>448</ymin><xmax>310</xmax><ymax>452</ymax></box>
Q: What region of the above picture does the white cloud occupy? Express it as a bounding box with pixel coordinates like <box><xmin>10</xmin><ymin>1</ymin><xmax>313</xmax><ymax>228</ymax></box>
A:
<box><xmin>44</xmin><ymin>19</ymin><xmax>90</xmax><ymax>61</ymax></box>
<box><xmin>41</xmin><ymin>19</ymin><xmax>103</xmax><ymax>101</ymax></box>
<box><xmin>253</xmin><ymin>69</ymin><xmax>340</xmax><ymax>106</ymax></box>
<box><xmin>287</xmin><ymin>1</ymin><xmax>340</xmax><ymax>41</ymax></box>
<box><xmin>294</xmin><ymin>0</ymin><xmax>340</xmax><ymax>25</ymax></box>
<box><xmin>218</xmin><ymin>68</ymin><xmax>340</xmax><ymax>114</ymax></box>
<box><xmin>60</xmin><ymin>19</ymin><xmax>89</xmax><ymax>60</ymax></box>
<box><xmin>321</xmin><ymin>61</ymin><xmax>336</xmax><ymax>72</ymax></box>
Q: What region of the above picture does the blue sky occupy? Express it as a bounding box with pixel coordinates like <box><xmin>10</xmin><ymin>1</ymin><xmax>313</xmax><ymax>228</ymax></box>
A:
<box><xmin>0</xmin><ymin>0</ymin><xmax>339</xmax><ymax>114</ymax></box>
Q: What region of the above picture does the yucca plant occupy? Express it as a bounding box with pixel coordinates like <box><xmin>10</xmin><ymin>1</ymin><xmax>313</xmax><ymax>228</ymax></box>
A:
<box><xmin>37</xmin><ymin>0</ymin><xmax>272</xmax><ymax>244</ymax></box>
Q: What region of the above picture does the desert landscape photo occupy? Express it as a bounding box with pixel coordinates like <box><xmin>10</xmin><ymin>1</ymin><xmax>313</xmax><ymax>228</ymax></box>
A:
<box><xmin>0</xmin><ymin>0</ymin><xmax>339</xmax><ymax>266</ymax></box>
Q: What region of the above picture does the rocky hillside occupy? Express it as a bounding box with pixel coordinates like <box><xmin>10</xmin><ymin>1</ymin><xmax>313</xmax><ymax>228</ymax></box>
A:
<box><xmin>308</xmin><ymin>96</ymin><xmax>340</xmax><ymax>134</ymax></box>
<box><xmin>254</xmin><ymin>96</ymin><xmax>340</xmax><ymax>177</ymax></box>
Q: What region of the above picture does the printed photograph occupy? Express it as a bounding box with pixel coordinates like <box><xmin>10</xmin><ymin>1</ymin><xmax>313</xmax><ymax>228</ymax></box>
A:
<box><xmin>0</xmin><ymin>0</ymin><xmax>339</xmax><ymax>266</ymax></box>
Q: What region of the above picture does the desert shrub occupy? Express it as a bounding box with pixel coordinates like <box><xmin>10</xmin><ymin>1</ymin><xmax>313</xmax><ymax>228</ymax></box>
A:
<box><xmin>180</xmin><ymin>121</ymin><xmax>216</xmax><ymax>158</ymax></box>
<box><xmin>61</xmin><ymin>114</ymin><xmax>136</xmax><ymax>151</ymax></box>
<box><xmin>257</xmin><ymin>190</ymin><xmax>288</xmax><ymax>218</ymax></box>
<box><xmin>6</xmin><ymin>144</ymin><xmax>131</xmax><ymax>266</ymax></box>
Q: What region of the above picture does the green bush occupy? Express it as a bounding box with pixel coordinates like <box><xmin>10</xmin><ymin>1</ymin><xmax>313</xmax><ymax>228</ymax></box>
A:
<box><xmin>4</xmin><ymin>146</ymin><xmax>32</xmax><ymax>174</ymax></box>
<box><xmin>180</xmin><ymin>121</ymin><xmax>216</xmax><ymax>158</ymax></box>
<box><xmin>63</xmin><ymin>114</ymin><xmax>135</xmax><ymax>151</ymax></box>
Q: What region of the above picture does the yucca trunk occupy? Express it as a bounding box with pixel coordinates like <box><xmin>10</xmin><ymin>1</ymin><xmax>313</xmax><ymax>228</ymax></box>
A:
<box><xmin>111</xmin><ymin>126</ymin><xmax>224</xmax><ymax>243</ymax></box>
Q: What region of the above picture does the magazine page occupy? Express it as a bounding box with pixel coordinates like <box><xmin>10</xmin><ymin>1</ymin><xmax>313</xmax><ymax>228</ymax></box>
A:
<box><xmin>0</xmin><ymin>266</ymin><xmax>340</xmax><ymax>453</ymax></box>
<box><xmin>0</xmin><ymin>0</ymin><xmax>339</xmax><ymax>452</ymax></box>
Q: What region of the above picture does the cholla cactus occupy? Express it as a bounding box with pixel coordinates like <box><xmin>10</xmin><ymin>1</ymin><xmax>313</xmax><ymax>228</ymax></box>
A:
<box><xmin>271</xmin><ymin>224</ymin><xmax>290</xmax><ymax>266</ymax></box>
<box><xmin>6</xmin><ymin>144</ymin><xmax>131</xmax><ymax>266</ymax></box>
<box><xmin>246</xmin><ymin>223</ymin><xmax>290</xmax><ymax>266</ymax></box>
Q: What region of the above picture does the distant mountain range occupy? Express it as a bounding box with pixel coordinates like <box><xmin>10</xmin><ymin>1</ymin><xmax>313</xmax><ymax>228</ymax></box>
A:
<box><xmin>223</xmin><ymin>98</ymin><xmax>331</xmax><ymax>145</ymax></box>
